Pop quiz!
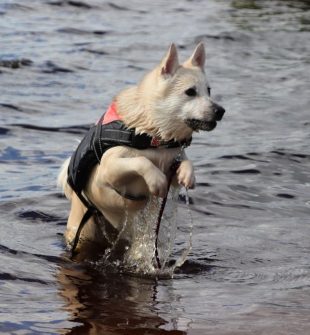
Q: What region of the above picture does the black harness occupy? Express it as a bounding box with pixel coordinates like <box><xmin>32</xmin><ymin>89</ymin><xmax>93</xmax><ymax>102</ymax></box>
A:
<box><xmin>67</xmin><ymin>117</ymin><xmax>191</xmax><ymax>256</ymax></box>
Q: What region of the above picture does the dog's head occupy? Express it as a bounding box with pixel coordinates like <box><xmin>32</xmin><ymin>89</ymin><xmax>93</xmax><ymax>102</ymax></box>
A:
<box><xmin>137</xmin><ymin>43</ymin><xmax>225</xmax><ymax>141</ymax></box>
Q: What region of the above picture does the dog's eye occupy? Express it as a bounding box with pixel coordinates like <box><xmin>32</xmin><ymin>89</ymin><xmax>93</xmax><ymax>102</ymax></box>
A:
<box><xmin>207</xmin><ymin>87</ymin><xmax>211</xmax><ymax>96</ymax></box>
<box><xmin>185</xmin><ymin>87</ymin><xmax>197</xmax><ymax>97</ymax></box>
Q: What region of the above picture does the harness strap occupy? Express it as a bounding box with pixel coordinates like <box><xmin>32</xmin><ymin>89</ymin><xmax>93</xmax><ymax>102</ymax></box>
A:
<box><xmin>68</xmin><ymin>176</ymin><xmax>100</xmax><ymax>258</ymax></box>
<box><xmin>93</xmin><ymin>120</ymin><xmax>192</xmax><ymax>164</ymax></box>
<box><xmin>71</xmin><ymin>206</ymin><xmax>97</xmax><ymax>258</ymax></box>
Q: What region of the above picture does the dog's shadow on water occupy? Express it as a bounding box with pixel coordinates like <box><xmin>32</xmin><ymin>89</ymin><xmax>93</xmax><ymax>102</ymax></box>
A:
<box><xmin>57</xmin><ymin>253</ymin><xmax>214</xmax><ymax>334</ymax></box>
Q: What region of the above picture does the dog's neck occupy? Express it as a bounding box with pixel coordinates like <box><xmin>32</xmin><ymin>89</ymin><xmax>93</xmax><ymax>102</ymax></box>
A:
<box><xmin>101</xmin><ymin>101</ymin><xmax>191</xmax><ymax>149</ymax></box>
<box><xmin>115</xmin><ymin>86</ymin><xmax>158</xmax><ymax>136</ymax></box>
<box><xmin>115</xmin><ymin>86</ymin><xmax>193</xmax><ymax>142</ymax></box>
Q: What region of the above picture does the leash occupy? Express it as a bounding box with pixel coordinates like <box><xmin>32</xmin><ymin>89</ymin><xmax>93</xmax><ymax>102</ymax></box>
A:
<box><xmin>154</xmin><ymin>159</ymin><xmax>181</xmax><ymax>269</ymax></box>
<box><xmin>70</xmin><ymin>207</ymin><xmax>98</xmax><ymax>258</ymax></box>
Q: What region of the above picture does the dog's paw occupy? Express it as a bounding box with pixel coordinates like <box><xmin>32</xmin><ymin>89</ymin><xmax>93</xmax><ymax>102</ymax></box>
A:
<box><xmin>176</xmin><ymin>160</ymin><xmax>195</xmax><ymax>189</ymax></box>
<box><xmin>144</xmin><ymin>169</ymin><xmax>168</xmax><ymax>198</ymax></box>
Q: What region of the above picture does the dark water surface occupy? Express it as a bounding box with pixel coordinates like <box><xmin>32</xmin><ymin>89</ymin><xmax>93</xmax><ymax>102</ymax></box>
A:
<box><xmin>1</xmin><ymin>0</ymin><xmax>310</xmax><ymax>334</ymax></box>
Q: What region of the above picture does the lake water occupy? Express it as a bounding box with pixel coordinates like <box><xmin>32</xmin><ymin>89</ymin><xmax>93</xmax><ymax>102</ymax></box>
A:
<box><xmin>1</xmin><ymin>0</ymin><xmax>310</xmax><ymax>334</ymax></box>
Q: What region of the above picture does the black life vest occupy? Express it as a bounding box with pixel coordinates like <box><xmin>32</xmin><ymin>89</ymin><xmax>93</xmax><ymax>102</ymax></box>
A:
<box><xmin>67</xmin><ymin>119</ymin><xmax>159</xmax><ymax>207</ymax></box>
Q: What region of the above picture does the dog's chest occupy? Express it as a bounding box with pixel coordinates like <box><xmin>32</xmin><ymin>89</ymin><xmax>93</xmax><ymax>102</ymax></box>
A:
<box><xmin>133</xmin><ymin>147</ymin><xmax>182</xmax><ymax>173</ymax></box>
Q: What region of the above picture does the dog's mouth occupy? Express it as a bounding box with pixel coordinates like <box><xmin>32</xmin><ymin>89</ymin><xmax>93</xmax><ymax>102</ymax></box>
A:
<box><xmin>185</xmin><ymin>119</ymin><xmax>217</xmax><ymax>132</ymax></box>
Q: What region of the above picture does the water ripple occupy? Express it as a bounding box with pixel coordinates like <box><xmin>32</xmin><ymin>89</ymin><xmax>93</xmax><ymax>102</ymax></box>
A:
<box><xmin>48</xmin><ymin>0</ymin><xmax>93</xmax><ymax>9</ymax></box>
<box><xmin>10</xmin><ymin>123</ymin><xmax>90</xmax><ymax>134</ymax></box>
<box><xmin>0</xmin><ymin>272</ymin><xmax>49</xmax><ymax>285</ymax></box>
<box><xmin>1</xmin><ymin>0</ymin><xmax>310</xmax><ymax>333</ymax></box>
<box><xmin>41</xmin><ymin>61</ymin><xmax>74</xmax><ymax>74</ymax></box>
<box><xmin>0</xmin><ymin>58</ymin><xmax>32</xmax><ymax>69</ymax></box>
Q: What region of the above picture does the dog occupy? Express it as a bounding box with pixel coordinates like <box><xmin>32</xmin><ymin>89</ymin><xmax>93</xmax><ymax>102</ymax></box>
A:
<box><xmin>58</xmin><ymin>43</ymin><xmax>225</xmax><ymax>260</ymax></box>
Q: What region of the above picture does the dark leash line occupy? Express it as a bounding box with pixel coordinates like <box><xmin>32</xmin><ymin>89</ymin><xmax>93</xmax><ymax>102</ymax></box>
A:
<box><xmin>154</xmin><ymin>159</ymin><xmax>181</xmax><ymax>269</ymax></box>
<box><xmin>70</xmin><ymin>206</ymin><xmax>98</xmax><ymax>258</ymax></box>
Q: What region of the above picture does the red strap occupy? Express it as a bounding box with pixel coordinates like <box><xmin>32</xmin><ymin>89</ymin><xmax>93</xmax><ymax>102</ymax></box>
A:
<box><xmin>150</xmin><ymin>137</ymin><xmax>160</xmax><ymax>147</ymax></box>
<box><xmin>100</xmin><ymin>102</ymin><xmax>121</xmax><ymax>125</ymax></box>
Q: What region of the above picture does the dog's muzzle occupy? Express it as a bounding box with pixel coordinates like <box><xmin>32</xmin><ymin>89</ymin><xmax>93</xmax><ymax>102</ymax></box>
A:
<box><xmin>185</xmin><ymin>102</ymin><xmax>225</xmax><ymax>131</ymax></box>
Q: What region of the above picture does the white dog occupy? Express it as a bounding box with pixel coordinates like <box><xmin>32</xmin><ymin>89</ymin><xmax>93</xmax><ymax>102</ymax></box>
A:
<box><xmin>58</xmin><ymin>43</ymin><xmax>225</xmax><ymax>258</ymax></box>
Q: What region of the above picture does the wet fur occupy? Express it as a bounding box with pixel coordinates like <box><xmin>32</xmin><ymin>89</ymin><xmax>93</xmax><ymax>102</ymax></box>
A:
<box><xmin>58</xmin><ymin>43</ymin><xmax>224</xmax><ymax>254</ymax></box>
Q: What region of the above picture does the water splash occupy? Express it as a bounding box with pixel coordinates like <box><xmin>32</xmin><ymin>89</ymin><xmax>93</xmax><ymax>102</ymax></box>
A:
<box><xmin>94</xmin><ymin>186</ymin><xmax>194</xmax><ymax>278</ymax></box>
<box><xmin>173</xmin><ymin>188</ymin><xmax>193</xmax><ymax>271</ymax></box>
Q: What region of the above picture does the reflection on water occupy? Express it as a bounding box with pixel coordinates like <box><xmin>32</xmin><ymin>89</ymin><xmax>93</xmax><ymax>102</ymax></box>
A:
<box><xmin>57</xmin><ymin>263</ymin><xmax>187</xmax><ymax>334</ymax></box>
<box><xmin>0</xmin><ymin>0</ymin><xmax>310</xmax><ymax>334</ymax></box>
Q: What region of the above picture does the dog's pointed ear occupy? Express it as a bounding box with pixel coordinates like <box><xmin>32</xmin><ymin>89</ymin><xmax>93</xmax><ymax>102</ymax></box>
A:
<box><xmin>184</xmin><ymin>42</ymin><xmax>206</xmax><ymax>70</ymax></box>
<box><xmin>160</xmin><ymin>43</ymin><xmax>179</xmax><ymax>77</ymax></box>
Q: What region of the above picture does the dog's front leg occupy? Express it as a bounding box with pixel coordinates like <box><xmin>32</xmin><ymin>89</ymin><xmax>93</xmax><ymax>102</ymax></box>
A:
<box><xmin>97</xmin><ymin>151</ymin><xmax>168</xmax><ymax>198</ymax></box>
<box><xmin>176</xmin><ymin>159</ymin><xmax>195</xmax><ymax>189</ymax></box>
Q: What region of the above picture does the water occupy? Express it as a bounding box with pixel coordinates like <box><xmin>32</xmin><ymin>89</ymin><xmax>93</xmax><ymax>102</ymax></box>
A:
<box><xmin>1</xmin><ymin>0</ymin><xmax>310</xmax><ymax>333</ymax></box>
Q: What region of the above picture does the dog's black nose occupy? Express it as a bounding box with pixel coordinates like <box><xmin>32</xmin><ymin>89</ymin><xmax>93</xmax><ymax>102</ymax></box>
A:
<box><xmin>213</xmin><ymin>103</ymin><xmax>225</xmax><ymax>121</ymax></box>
